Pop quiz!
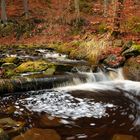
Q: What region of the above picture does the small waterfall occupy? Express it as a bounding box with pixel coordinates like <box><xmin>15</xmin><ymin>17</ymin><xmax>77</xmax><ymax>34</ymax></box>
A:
<box><xmin>56</xmin><ymin>68</ymin><xmax>125</xmax><ymax>89</ymax></box>
<box><xmin>55</xmin><ymin>68</ymin><xmax>140</xmax><ymax>127</ymax></box>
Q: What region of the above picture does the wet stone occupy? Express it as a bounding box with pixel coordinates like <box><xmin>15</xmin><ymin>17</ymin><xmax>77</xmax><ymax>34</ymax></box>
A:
<box><xmin>1</xmin><ymin>63</ymin><xmax>17</xmax><ymax>70</ymax></box>
<box><xmin>39</xmin><ymin>115</ymin><xmax>61</xmax><ymax>128</ymax></box>
<box><xmin>123</xmin><ymin>56</ymin><xmax>140</xmax><ymax>81</ymax></box>
<box><xmin>2</xmin><ymin>57</ymin><xmax>20</xmax><ymax>65</ymax></box>
<box><xmin>12</xmin><ymin>128</ymin><xmax>61</xmax><ymax>140</ymax></box>
<box><xmin>0</xmin><ymin>128</ymin><xmax>9</xmax><ymax>140</ymax></box>
<box><xmin>0</xmin><ymin>118</ymin><xmax>25</xmax><ymax>134</ymax></box>
<box><xmin>112</xmin><ymin>134</ymin><xmax>137</xmax><ymax>140</ymax></box>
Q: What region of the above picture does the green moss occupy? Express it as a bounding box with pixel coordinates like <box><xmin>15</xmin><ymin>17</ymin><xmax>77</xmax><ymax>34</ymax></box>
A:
<box><xmin>98</xmin><ymin>23</ymin><xmax>108</xmax><ymax>34</ymax></box>
<box><xmin>4</xmin><ymin>69</ymin><xmax>16</xmax><ymax>78</ymax></box>
<box><xmin>132</xmin><ymin>44</ymin><xmax>140</xmax><ymax>52</ymax></box>
<box><xmin>2</xmin><ymin>57</ymin><xmax>20</xmax><ymax>64</ymax></box>
<box><xmin>123</xmin><ymin>44</ymin><xmax>140</xmax><ymax>56</ymax></box>
<box><xmin>15</xmin><ymin>60</ymin><xmax>53</xmax><ymax>73</ymax></box>
<box><xmin>44</xmin><ymin>66</ymin><xmax>56</xmax><ymax>75</ymax></box>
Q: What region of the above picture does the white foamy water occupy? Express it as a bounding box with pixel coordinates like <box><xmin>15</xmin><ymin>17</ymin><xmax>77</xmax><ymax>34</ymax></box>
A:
<box><xmin>15</xmin><ymin>91</ymin><xmax>116</xmax><ymax>119</ymax></box>
<box><xmin>56</xmin><ymin>80</ymin><xmax>140</xmax><ymax>94</ymax></box>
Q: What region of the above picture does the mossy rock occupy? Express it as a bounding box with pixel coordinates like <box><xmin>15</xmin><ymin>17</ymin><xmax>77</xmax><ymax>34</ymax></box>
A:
<box><xmin>123</xmin><ymin>56</ymin><xmax>140</xmax><ymax>81</ymax></box>
<box><xmin>122</xmin><ymin>44</ymin><xmax>140</xmax><ymax>56</ymax></box>
<box><xmin>103</xmin><ymin>54</ymin><xmax>125</xmax><ymax>68</ymax></box>
<box><xmin>1</xmin><ymin>63</ymin><xmax>17</xmax><ymax>70</ymax></box>
<box><xmin>44</xmin><ymin>66</ymin><xmax>56</xmax><ymax>75</ymax></box>
<box><xmin>2</xmin><ymin>57</ymin><xmax>20</xmax><ymax>64</ymax></box>
<box><xmin>0</xmin><ymin>128</ymin><xmax>9</xmax><ymax>140</ymax></box>
<box><xmin>15</xmin><ymin>60</ymin><xmax>55</xmax><ymax>73</ymax></box>
<box><xmin>3</xmin><ymin>69</ymin><xmax>16</xmax><ymax>78</ymax></box>
<box><xmin>0</xmin><ymin>118</ymin><xmax>25</xmax><ymax>135</ymax></box>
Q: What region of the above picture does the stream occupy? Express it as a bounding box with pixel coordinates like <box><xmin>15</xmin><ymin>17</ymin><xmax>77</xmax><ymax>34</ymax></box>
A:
<box><xmin>0</xmin><ymin>49</ymin><xmax>140</xmax><ymax>140</ymax></box>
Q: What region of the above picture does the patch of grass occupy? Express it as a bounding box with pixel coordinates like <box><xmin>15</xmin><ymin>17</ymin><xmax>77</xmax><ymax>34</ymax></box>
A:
<box><xmin>48</xmin><ymin>36</ymin><xmax>107</xmax><ymax>65</ymax></box>
<box><xmin>98</xmin><ymin>23</ymin><xmax>108</xmax><ymax>34</ymax></box>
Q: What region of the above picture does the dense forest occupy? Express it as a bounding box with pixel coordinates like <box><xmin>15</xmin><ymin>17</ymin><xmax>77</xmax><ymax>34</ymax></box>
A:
<box><xmin>0</xmin><ymin>0</ymin><xmax>140</xmax><ymax>43</ymax></box>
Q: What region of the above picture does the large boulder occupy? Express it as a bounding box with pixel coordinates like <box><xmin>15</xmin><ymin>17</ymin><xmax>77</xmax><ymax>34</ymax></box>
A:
<box><xmin>12</xmin><ymin>128</ymin><xmax>61</xmax><ymax>140</ymax></box>
<box><xmin>15</xmin><ymin>60</ymin><xmax>55</xmax><ymax>74</ymax></box>
<box><xmin>123</xmin><ymin>56</ymin><xmax>140</xmax><ymax>81</ymax></box>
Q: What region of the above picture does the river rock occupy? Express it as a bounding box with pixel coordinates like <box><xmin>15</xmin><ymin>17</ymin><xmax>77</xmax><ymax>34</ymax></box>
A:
<box><xmin>2</xmin><ymin>57</ymin><xmax>20</xmax><ymax>64</ymax></box>
<box><xmin>123</xmin><ymin>56</ymin><xmax>140</xmax><ymax>81</ymax></box>
<box><xmin>114</xmin><ymin>39</ymin><xmax>123</xmax><ymax>47</ymax></box>
<box><xmin>0</xmin><ymin>128</ymin><xmax>9</xmax><ymax>140</ymax></box>
<box><xmin>39</xmin><ymin>115</ymin><xmax>61</xmax><ymax>128</ymax></box>
<box><xmin>1</xmin><ymin>63</ymin><xmax>17</xmax><ymax>70</ymax></box>
<box><xmin>0</xmin><ymin>118</ymin><xmax>25</xmax><ymax>134</ymax></box>
<box><xmin>15</xmin><ymin>60</ymin><xmax>55</xmax><ymax>73</ymax></box>
<box><xmin>12</xmin><ymin>128</ymin><xmax>61</xmax><ymax>140</ymax></box>
<box><xmin>103</xmin><ymin>54</ymin><xmax>125</xmax><ymax>68</ymax></box>
<box><xmin>112</xmin><ymin>134</ymin><xmax>137</xmax><ymax>140</ymax></box>
<box><xmin>122</xmin><ymin>44</ymin><xmax>140</xmax><ymax>56</ymax></box>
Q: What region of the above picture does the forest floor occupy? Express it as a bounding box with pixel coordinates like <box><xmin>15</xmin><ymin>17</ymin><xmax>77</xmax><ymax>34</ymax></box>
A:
<box><xmin>0</xmin><ymin>0</ymin><xmax>140</xmax><ymax>45</ymax></box>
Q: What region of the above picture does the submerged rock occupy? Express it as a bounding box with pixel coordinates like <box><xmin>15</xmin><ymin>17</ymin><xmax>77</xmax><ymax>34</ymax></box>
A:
<box><xmin>112</xmin><ymin>134</ymin><xmax>137</xmax><ymax>140</ymax></box>
<box><xmin>0</xmin><ymin>128</ymin><xmax>9</xmax><ymax>140</ymax></box>
<box><xmin>123</xmin><ymin>56</ymin><xmax>140</xmax><ymax>81</ymax></box>
<box><xmin>0</xmin><ymin>106</ymin><xmax>16</xmax><ymax>115</ymax></box>
<box><xmin>12</xmin><ymin>128</ymin><xmax>61</xmax><ymax>140</ymax></box>
<box><xmin>39</xmin><ymin>115</ymin><xmax>61</xmax><ymax>128</ymax></box>
<box><xmin>0</xmin><ymin>118</ymin><xmax>25</xmax><ymax>134</ymax></box>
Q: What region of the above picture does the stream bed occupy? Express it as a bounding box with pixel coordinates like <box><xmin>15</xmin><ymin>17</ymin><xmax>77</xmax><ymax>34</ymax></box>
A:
<box><xmin>0</xmin><ymin>49</ymin><xmax>140</xmax><ymax>140</ymax></box>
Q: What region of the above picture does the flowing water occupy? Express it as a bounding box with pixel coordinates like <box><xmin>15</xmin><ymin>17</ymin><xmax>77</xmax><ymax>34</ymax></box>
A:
<box><xmin>0</xmin><ymin>50</ymin><xmax>140</xmax><ymax>139</ymax></box>
<box><xmin>0</xmin><ymin>69</ymin><xmax>140</xmax><ymax>139</ymax></box>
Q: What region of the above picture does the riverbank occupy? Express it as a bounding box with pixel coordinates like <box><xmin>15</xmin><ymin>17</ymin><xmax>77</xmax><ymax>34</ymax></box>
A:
<box><xmin>0</xmin><ymin>33</ymin><xmax>139</xmax><ymax>81</ymax></box>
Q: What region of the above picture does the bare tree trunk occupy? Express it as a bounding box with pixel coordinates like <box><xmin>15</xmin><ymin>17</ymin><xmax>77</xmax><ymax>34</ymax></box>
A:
<box><xmin>112</xmin><ymin>0</ymin><xmax>124</xmax><ymax>35</ymax></box>
<box><xmin>1</xmin><ymin>0</ymin><xmax>7</xmax><ymax>24</ymax></box>
<box><xmin>103</xmin><ymin>0</ymin><xmax>108</xmax><ymax>17</ymax></box>
<box><xmin>74</xmin><ymin>0</ymin><xmax>80</xmax><ymax>25</ymax></box>
<box><xmin>23</xmin><ymin>0</ymin><xmax>29</xmax><ymax>18</ymax></box>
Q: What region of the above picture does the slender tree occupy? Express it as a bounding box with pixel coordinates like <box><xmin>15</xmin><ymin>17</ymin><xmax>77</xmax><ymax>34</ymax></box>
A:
<box><xmin>1</xmin><ymin>0</ymin><xmax>7</xmax><ymax>24</ymax></box>
<box><xmin>23</xmin><ymin>0</ymin><xmax>29</xmax><ymax>18</ymax></box>
<box><xmin>103</xmin><ymin>0</ymin><xmax>108</xmax><ymax>17</ymax></box>
<box><xmin>112</xmin><ymin>0</ymin><xmax>124</xmax><ymax>35</ymax></box>
<box><xmin>74</xmin><ymin>0</ymin><xmax>80</xmax><ymax>25</ymax></box>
